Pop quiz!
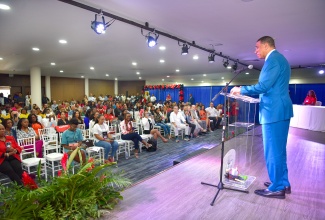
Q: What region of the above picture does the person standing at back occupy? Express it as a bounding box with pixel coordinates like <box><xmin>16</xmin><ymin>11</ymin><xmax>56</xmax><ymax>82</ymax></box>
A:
<box><xmin>231</xmin><ymin>36</ymin><xmax>293</xmax><ymax>199</ymax></box>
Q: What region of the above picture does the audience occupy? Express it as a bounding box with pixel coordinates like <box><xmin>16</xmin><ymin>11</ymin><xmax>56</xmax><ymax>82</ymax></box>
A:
<box><xmin>303</xmin><ymin>90</ymin><xmax>317</xmax><ymax>105</ymax></box>
<box><xmin>2</xmin><ymin>118</ymin><xmax>17</xmax><ymax>141</ymax></box>
<box><xmin>57</xmin><ymin>111</ymin><xmax>69</xmax><ymax>126</ymax></box>
<box><xmin>142</xmin><ymin>111</ymin><xmax>168</xmax><ymax>143</ymax></box>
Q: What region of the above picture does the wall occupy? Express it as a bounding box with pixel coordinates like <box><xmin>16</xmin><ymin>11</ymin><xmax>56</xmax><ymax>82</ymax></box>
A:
<box><xmin>50</xmin><ymin>77</ymin><xmax>85</xmax><ymax>102</ymax></box>
<box><xmin>118</xmin><ymin>80</ymin><xmax>145</xmax><ymax>96</ymax></box>
<box><xmin>0</xmin><ymin>74</ymin><xmax>45</xmax><ymax>95</ymax></box>
<box><xmin>89</xmin><ymin>79</ymin><xmax>114</xmax><ymax>97</ymax></box>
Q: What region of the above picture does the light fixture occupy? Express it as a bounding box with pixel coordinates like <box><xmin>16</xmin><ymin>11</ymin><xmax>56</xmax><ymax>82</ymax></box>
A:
<box><xmin>136</xmin><ymin>72</ymin><xmax>140</xmax><ymax>75</ymax></box>
<box><xmin>167</xmin><ymin>76</ymin><xmax>170</xmax><ymax>78</ymax></box>
<box><xmin>176</xmin><ymin>69</ymin><xmax>180</xmax><ymax>72</ymax></box>
<box><xmin>201</xmin><ymin>81</ymin><xmax>204</xmax><ymax>83</ymax></box>
<box><xmin>193</xmin><ymin>55</ymin><xmax>199</xmax><ymax>60</ymax></box>
<box><xmin>91</xmin><ymin>11</ymin><xmax>114</xmax><ymax>34</ymax></box>
<box><xmin>191</xmin><ymin>78</ymin><xmax>194</xmax><ymax>80</ymax></box>
<box><xmin>319</xmin><ymin>70</ymin><xmax>324</xmax><ymax>74</ymax></box>
<box><xmin>208</xmin><ymin>53</ymin><xmax>215</xmax><ymax>63</ymax></box>
<box><xmin>221</xmin><ymin>77</ymin><xmax>224</xmax><ymax>79</ymax></box>
<box><xmin>132</xmin><ymin>62</ymin><xmax>137</xmax><ymax>66</ymax></box>
<box><xmin>51</xmin><ymin>62</ymin><xmax>56</xmax><ymax>65</ymax></box>
<box><xmin>90</xmin><ymin>66</ymin><xmax>95</xmax><ymax>70</ymax></box>
<box><xmin>59</xmin><ymin>39</ymin><xmax>67</xmax><ymax>44</ymax></box>
<box><xmin>60</xmin><ymin>70</ymin><xmax>64</xmax><ymax>73</ymax></box>
<box><xmin>81</xmin><ymin>76</ymin><xmax>84</xmax><ymax>78</ymax></box>
<box><xmin>223</xmin><ymin>59</ymin><xmax>229</xmax><ymax>68</ymax></box>
<box><xmin>162</xmin><ymin>79</ymin><xmax>165</xmax><ymax>81</ymax></box>
<box><xmin>0</xmin><ymin>4</ymin><xmax>10</xmax><ymax>10</ymax></box>
<box><xmin>232</xmin><ymin>60</ymin><xmax>238</xmax><ymax>71</ymax></box>
<box><xmin>160</xmin><ymin>59</ymin><xmax>165</xmax><ymax>63</ymax></box>
<box><xmin>179</xmin><ymin>42</ymin><xmax>190</xmax><ymax>55</ymax></box>
<box><xmin>105</xmin><ymin>74</ymin><xmax>109</xmax><ymax>76</ymax></box>
<box><xmin>32</xmin><ymin>47</ymin><xmax>40</xmax><ymax>51</ymax></box>
<box><xmin>203</xmin><ymin>74</ymin><xmax>206</xmax><ymax>76</ymax></box>
<box><xmin>0</xmin><ymin>57</ymin><xmax>3</xmax><ymax>60</ymax></box>
<box><xmin>139</xmin><ymin>77</ymin><xmax>142</xmax><ymax>79</ymax></box>
<box><xmin>246</xmin><ymin>72</ymin><xmax>249</xmax><ymax>75</ymax></box>
<box><xmin>159</xmin><ymin>46</ymin><xmax>166</xmax><ymax>50</ymax></box>
<box><xmin>141</xmin><ymin>28</ymin><xmax>159</xmax><ymax>48</ymax></box>
<box><xmin>115</xmin><ymin>78</ymin><xmax>118</xmax><ymax>80</ymax></box>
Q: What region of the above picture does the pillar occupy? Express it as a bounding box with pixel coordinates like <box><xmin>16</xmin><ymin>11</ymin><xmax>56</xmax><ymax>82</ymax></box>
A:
<box><xmin>45</xmin><ymin>76</ymin><xmax>51</xmax><ymax>101</ymax></box>
<box><xmin>114</xmin><ymin>79</ymin><xmax>118</xmax><ymax>95</ymax></box>
<box><xmin>30</xmin><ymin>67</ymin><xmax>42</xmax><ymax>108</ymax></box>
<box><xmin>85</xmin><ymin>78</ymin><xmax>89</xmax><ymax>97</ymax></box>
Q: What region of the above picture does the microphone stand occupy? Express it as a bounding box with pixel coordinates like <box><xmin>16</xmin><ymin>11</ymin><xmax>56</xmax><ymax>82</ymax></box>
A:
<box><xmin>201</xmin><ymin>68</ymin><xmax>249</xmax><ymax>206</ymax></box>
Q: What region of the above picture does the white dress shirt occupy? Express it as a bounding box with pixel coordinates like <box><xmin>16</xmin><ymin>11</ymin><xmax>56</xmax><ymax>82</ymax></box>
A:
<box><xmin>205</xmin><ymin>107</ymin><xmax>218</xmax><ymax>117</ymax></box>
<box><xmin>170</xmin><ymin>111</ymin><xmax>186</xmax><ymax>125</ymax></box>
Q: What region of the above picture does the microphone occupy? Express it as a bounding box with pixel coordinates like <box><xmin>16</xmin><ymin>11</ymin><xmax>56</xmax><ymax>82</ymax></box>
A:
<box><xmin>233</xmin><ymin>65</ymin><xmax>253</xmax><ymax>74</ymax></box>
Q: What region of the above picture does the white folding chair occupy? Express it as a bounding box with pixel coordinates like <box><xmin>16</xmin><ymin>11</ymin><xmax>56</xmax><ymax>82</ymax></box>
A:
<box><xmin>77</xmin><ymin>123</ymin><xmax>86</xmax><ymax>130</ymax></box>
<box><xmin>117</xmin><ymin>125</ymin><xmax>135</xmax><ymax>156</ymax></box>
<box><xmin>82</xmin><ymin>128</ymin><xmax>105</xmax><ymax>164</ymax></box>
<box><xmin>168</xmin><ymin>123</ymin><xmax>184</xmax><ymax>139</ymax></box>
<box><xmin>18</xmin><ymin>137</ymin><xmax>47</xmax><ymax>181</ymax></box>
<box><xmin>38</xmin><ymin>127</ymin><xmax>56</xmax><ymax>138</ymax></box>
<box><xmin>109</xmin><ymin>125</ymin><xmax>127</xmax><ymax>160</ymax></box>
<box><xmin>42</xmin><ymin>134</ymin><xmax>63</xmax><ymax>177</ymax></box>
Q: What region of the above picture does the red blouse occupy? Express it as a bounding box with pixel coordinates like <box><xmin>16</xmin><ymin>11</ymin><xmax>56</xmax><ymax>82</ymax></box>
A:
<box><xmin>303</xmin><ymin>96</ymin><xmax>317</xmax><ymax>105</ymax></box>
<box><xmin>0</xmin><ymin>136</ymin><xmax>22</xmax><ymax>165</ymax></box>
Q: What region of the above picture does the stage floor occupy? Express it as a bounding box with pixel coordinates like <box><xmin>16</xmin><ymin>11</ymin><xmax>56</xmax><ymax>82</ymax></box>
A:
<box><xmin>103</xmin><ymin>126</ymin><xmax>325</xmax><ymax>220</ymax></box>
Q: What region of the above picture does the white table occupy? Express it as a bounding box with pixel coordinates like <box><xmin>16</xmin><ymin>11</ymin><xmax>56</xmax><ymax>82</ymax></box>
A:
<box><xmin>290</xmin><ymin>104</ymin><xmax>325</xmax><ymax>132</ymax></box>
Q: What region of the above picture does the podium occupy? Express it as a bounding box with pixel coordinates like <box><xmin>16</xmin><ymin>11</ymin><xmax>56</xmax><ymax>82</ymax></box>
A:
<box><xmin>221</xmin><ymin>93</ymin><xmax>259</xmax><ymax>190</ymax></box>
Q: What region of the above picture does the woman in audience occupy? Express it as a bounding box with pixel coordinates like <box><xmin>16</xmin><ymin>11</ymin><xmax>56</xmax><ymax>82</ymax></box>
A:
<box><xmin>199</xmin><ymin>104</ymin><xmax>212</xmax><ymax>132</ymax></box>
<box><xmin>28</xmin><ymin>114</ymin><xmax>44</xmax><ymax>137</ymax></box>
<box><xmin>303</xmin><ymin>90</ymin><xmax>317</xmax><ymax>105</ymax></box>
<box><xmin>89</xmin><ymin>111</ymin><xmax>99</xmax><ymax>134</ymax></box>
<box><xmin>184</xmin><ymin>109</ymin><xmax>197</xmax><ymax>138</ymax></box>
<box><xmin>93</xmin><ymin>115</ymin><xmax>119</xmax><ymax>163</ymax></box>
<box><xmin>57</xmin><ymin>111</ymin><xmax>69</xmax><ymax>126</ymax></box>
<box><xmin>72</xmin><ymin>110</ymin><xmax>83</xmax><ymax>124</ymax></box>
<box><xmin>16</xmin><ymin>118</ymin><xmax>43</xmax><ymax>157</ymax></box>
<box><xmin>10</xmin><ymin>108</ymin><xmax>19</xmax><ymax>126</ymax></box>
<box><xmin>2</xmin><ymin>118</ymin><xmax>17</xmax><ymax>140</ymax></box>
<box><xmin>120</xmin><ymin>113</ymin><xmax>151</xmax><ymax>158</ymax></box>
<box><xmin>0</xmin><ymin>124</ymin><xmax>23</xmax><ymax>185</ymax></box>
<box><xmin>142</xmin><ymin>111</ymin><xmax>168</xmax><ymax>143</ymax></box>
<box><xmin>83</xmin><ymin>109</ymin><xmax>92</xmax><ymax>129</ymax></box>
<box><xmin>154</xmin><ymin>108</ymin><xmax>171</xmax><ymax>139</ymax></box>
<box><xmin>19</xmin><ymin>108</ymin><xmax>29</xmax><ymax>119</ymax></box>
<box><xmin>41</xmin><ymin>108</ymin><xmax>57</xmax><ymax>128</ymax></box>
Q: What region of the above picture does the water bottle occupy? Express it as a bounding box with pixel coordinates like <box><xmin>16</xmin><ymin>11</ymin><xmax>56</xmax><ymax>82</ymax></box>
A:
<box><xmin>125</xmin><ymin>151</ymin><xmax>129</xmax><ymax>159</ymax></box>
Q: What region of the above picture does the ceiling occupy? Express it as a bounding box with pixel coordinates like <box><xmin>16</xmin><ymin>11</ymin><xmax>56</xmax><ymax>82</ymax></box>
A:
<box><xmin>0</xmin><ymin>0</ymin><xmax>324</xmax><ymax>85</ymax></box>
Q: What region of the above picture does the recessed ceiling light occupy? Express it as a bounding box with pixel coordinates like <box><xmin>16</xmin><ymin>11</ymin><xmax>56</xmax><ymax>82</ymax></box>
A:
<box><xmin>175</xmin><ymin>82</ymin><xmax>178</xmax><ymax>84</ymax></box>
<box><xmin>201</xmin><ymin>81</ymin><xmax>205</xmax><ymax>83</ymax></box>
<box><xmin>159</xmin><ymin>46</ymin><xmax>166</xmax><ymax>50</ymax></box>
<box><xmin>319</xmin><ymin>70</ymin><xmax>324</xmax><ymax>74</ymax></box>
<box><xmin>51</xmin><ymin>62</ymin><xmax>55</xmax><ymax>65</ymax></box>
<box><xmin>162</xmin><ymin>79</ymin><xmax>165</xmax><ymax>81</ymax></box>
<box><xmin>246</xmin><ymin>72</ymin><xmax>250</xmax><ymax>75</ymax></box>
<box><xmin>139</xmin><ymin>77</ymin><xmax>142</xmax><ymax>79</ymax></box>
<box><xmin>167</xmin><ymin>76</ymin><xmax>170</xmax><ymax>78</ymax></box>
<box><xmin>160</xmin><ymin>59</ymin><xmax>165</xmax><ymax>63</ymax></box>
<box><xmin>191</xmin><ymin>78</ymin><xmax>194</xmax><ymax>80</ymax></box>
<box><xmin>203</xmin><ymin>74</ymin><xmax>206</xmax><ymax>76</ymax></box>
<box><xmin>193</xmin><ymin>55</ymin><xmax>199</xmax><ymax>60</ymax></box>
<box><xmin>0</xmin><ymin>4</ymin><xmax>10</xmax><ymax>10</ymax></box>
<box><xmin>136</xmin><ymin>72</ymin><xmax>140</xmax><ymax>75</ymax></box>
<box><xmin>115</xmin><ymin>78</ymin><xmax>118</xmax><ymax>80</ymax></box>
<box><xmin>81</xmin><ymin>76</ymin><xmax>84</xmax><ymax>78</ymax></box>
<box><xmin>32</xmin><ymin>47</ymin><xmax>40</xmax><ymax>51</ymax></box>
<box><xmin>176</xmin><ymin>69</ymin><xmax>180</xmax><ymax>72</ymax></box>
<box><xmin>132</xmin><ymin>62</ymin><xmax>137</xmax><ymax>66</ymax></box>
<box><xmin>227</xmin><ymin>66</ymin><xmax>232</xmax><ymax>69</ymax></box>
<box><xmin>0</xmin><ymin>57</ymin><xmax>3</xmax><ymax>60</ymax></box>
<box><xmin>105</xmin><ymin>74</ymin><xmax>109</xmax><ymax>76</ymax></box>
<box><xmin>59</xmin><ymin>39</ymin><xmax>67</xmax><ymax>44</ymax></box>
<box><xmin>90</xmin><ymin>66</ymin><xmax>95</xmax><ymax>70</ymax></box>
<box><xmin>221</xmin><ymin>77</ymin><xmax>224</xmax><ymax>79</ymax></box>
<box><xmin>60</xmin><ymin>70</ymin><xmax>64</xmax><ymax>73</ymax></box>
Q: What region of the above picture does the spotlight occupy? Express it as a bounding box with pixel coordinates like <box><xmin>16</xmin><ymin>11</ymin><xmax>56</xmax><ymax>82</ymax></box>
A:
<box><xmin>208</xmin><ymin>53</ymin><xmax>215</xmax><ymax>63</ymax></box>
<box><xmin>223</xmin><ymin>59</ymin><xmax>229</xmax><ymax>68</ymax></box>
<box><xmin>319</xmin><ymin>70</ymin><xmax>324</xmax><ymax>74</ymax></box>
<box><xmin>91</xmin><ymin>11</ymin><xmax>114</xmax><ymax>34</ymax></box>
<box><xmin>178</xmin><ymin>41</ymin><xmax>190</xmax><ymax>55</ymax></box>
<box><xmin>232</xmin><ymin>61</ymin><xmax>238</xmax><ymax>71</ymax></box>
<box><xmin>142</xmin><ymin>29</ymin><xmax>159</xmax><ymax>48</ymax></box>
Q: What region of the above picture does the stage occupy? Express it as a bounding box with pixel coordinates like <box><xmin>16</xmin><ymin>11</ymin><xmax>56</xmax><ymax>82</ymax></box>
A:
<box><xmin>103</xmin><ymin>126</ymin><xmax>325</xmax><ymax>220</ymax></box>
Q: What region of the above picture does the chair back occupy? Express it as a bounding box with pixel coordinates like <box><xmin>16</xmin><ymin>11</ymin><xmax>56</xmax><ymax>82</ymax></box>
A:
<box><xmin>42</xmin><ymin>133</ymin><xmax>60</xmax><ymax>155</ymax></box>
<box><xmin>38</xmin><ymin>127</ymin><xmax>56</xmax><ymax>139</ymax></box>
<box><xmin>77</xmin><ymin>123</ymin><xmax>86</xmax><ymax>130</ymax></box>
<box><xmin>18</xmin><ymin>136</ymin><xmax>36</xmax><ymax>159</ymax></box>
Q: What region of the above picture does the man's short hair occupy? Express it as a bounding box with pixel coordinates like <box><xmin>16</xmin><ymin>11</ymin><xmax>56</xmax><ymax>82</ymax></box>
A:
<box><xmin>257</xmin><ymin>36</ymin><xmax>275</xmax><ymax>48</ymax></box>
<box><xmin>69</xmin><ymin>118</ymin><xmax>79</xmax><ymax>125</ymax></box>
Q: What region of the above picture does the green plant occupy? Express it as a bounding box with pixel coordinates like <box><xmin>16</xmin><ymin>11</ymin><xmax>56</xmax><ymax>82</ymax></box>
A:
<box><xmin>0</xmin><ymin>147</ymin><xmax>131</xmax><ymax>219</ymax></box>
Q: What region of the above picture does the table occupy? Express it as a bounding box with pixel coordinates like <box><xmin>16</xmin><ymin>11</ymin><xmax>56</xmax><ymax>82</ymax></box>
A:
<box><xmin>290</xmin><ymin>104</ymin><xmax>325</xmax><ymax>132</ymax></box>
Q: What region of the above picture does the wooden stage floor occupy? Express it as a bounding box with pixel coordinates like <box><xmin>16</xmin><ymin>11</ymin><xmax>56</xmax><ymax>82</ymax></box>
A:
<box><xmin>103</xmin><ymin>126</ymin><xmax>325</xmax><ymax>220</ymax></box>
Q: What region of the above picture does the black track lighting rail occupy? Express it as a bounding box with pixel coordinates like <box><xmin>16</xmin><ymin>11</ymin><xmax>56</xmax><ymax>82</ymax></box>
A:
<box><xmin>58</xmin><ymin>0</ymin><xmax>258</xmax><ymax>70</ymax></box>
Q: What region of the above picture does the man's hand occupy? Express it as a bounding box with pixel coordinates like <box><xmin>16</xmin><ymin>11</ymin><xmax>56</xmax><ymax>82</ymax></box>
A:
<box><xmin>230</xmin><ymin>86</ymin><xmax>241</xmax><ymax>95</ymax></box>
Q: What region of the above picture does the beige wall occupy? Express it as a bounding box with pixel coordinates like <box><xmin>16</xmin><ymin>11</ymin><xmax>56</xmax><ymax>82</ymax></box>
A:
<box><xmin>50</xmin><ymin>77</ymin><xmax>85</xmax><ymax>102</ymax></box>
<box><xmin>89</xmin><ymin>79</ymin><xmax>114</xmax><ymax>97</ymax></box>
<box><xmin>0</xmin><ymin>74</ymin><xmax>45</xmax><ymax>95</ymax></box>
<box><xmin>118</xmin><ymin>80</ymin><xmax>145</xmax><ymax>96</ymax></box>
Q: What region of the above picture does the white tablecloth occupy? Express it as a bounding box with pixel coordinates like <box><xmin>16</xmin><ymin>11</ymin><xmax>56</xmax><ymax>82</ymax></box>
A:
<box><xmin>290</xmin><ymin>104</ymin><xmax>325</xmax><ymax>132</ymax></box>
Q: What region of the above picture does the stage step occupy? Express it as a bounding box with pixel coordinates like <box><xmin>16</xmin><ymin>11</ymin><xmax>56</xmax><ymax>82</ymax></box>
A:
<box><xmin>173</xmin><ymin>148</ymin><xmax>207</xmax><ymax>166</ymax></box>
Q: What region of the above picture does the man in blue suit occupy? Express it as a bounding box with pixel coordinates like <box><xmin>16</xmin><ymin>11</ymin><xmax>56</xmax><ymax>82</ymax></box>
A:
<box><xmin>231</xmin><ymin>36</ymin><xmax>293</xmax><ymax>199</ymax></box>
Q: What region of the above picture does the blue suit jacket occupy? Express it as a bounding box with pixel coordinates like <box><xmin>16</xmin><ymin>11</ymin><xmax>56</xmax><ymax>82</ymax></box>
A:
<box><xmin>241</xmin><ymin>50</ymin><xmax>293</xmax><ymax>124</ymax></box>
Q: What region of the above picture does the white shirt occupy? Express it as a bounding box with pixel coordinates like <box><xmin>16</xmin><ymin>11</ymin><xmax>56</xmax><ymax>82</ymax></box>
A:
<box><xmin>88</xmin><ymin>96</ymin><xmax>96</xmax><ymax>102</ymax></box>
<box><xmin>142</xmin><ymin>117</ymin><xmax>155</xmax><ymax>131</ymax></box>
<box><xmin>170</xmin><ymin>111</ymin><xmax>186</xmax><ymax>125</ymax></box>
<box><xmin>205</xmin><ymin>107</ymin><xmax>218</xmax><ymax>117</ymax></box>
<box><xmin>93</xmin><ymin>123</ymin><xmax>109</xmax><ymax>142</ymax></box>
<box><xmin>150</xmin><ymin>96</ymin><xmax>156</xmax><ymax>102</ymax></box>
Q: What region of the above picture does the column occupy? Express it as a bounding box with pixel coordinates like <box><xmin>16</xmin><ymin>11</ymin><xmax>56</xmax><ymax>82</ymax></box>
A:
<box><xmin>85</xmin><ymin>78</ymin><xmax>89</xmax><ymax>97</ymax></box>
<box><xmin>30</xmin><ymin>67</ymin><xmax>42</xmax><ymax>108</ymax></box>
<box><xmin>45</xmin><ymin>76</ymin><xmax>51</xmax><ymax>101</ymax></box>
<box><xmin>114</xmin><ymin>79</ymin><xmax>118</xmax><ymax>95</ymax></box>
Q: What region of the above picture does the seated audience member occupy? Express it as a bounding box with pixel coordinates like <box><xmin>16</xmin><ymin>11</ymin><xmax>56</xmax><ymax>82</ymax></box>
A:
<box><xmin>72</xmin><ymin>110</ymin><xmax>84</xmax><ymax>124</ymax></box>
<box><xmin>199</xmin><ymin>104</ymin><xmax>211</xmax><ymax>132</ymax></box>
<box><xmin>19</xmin><ymin>108</ymin><xmax>29</xmax><ymax>119</ymax></box>
<box><xmin>41</xmin><ymin>108</ymin><xmax>57</xmax><ymax>128</ymax></box>
<box><xmin>190</xmin><ymin>105</ymin><xmax>207</xmax><ymax>132</ymax></box>
<box><xmin>154</xmin><ymin>108</ymin><xmax>171</xmax><ymax>138</ymax></box>
<box><xmin>89</xmin><ymin>112</ymin><xmax>100</xmax><ymax>134</ymax></box>
<box><xmin>184</xmin><ymin>110</ymin><xmax>197</xmax><ymax>138</ymax></box>
<box><xmin>57</xmin><ymin>111</ymin><xmax>69</xmax><ymax>126</ymax></box>
<box><xmin>83</xmin><ymin>109</ymin><xmax>92</xmax><ymax>129</ymax></box>
<box><xmin>120</xmin><ymin>113</ymin><xmax>151</xmax><ymax>158</ymax></box>
<box><xmin>10</xmin><ymin>108</ymin><xmax>19</xmax><ymax>126</ymax></box>
<box><xmin>16</xmin><ymin>118</ymin><xmax>43</xmax><ymax>158</ymax></box>
<box><xmin>2</xmin><ymin>119</ymin><xmax>17</xmax><ymax>141</ymax></box>
<box><xmin>60</xmin><ymin>119</ymin><xmax>86</xmax><ymax>163</ymax></box>
<box><xmin>303</xmin><ymin>90</ymin><xmax>317</xmax><ymax>105</ymax></box>
<box><xmin>169</xmin><ymin>106</ymin><xmax>190</xmax><ymax>142</ymax></box>
<box><xmin>142</xmin><ymin>111</ymin><xmax>168</xmax><ymax>143</ymax></box>
<box><xmin>205</xmin><ymin>102</ymin><xmax>221</xmax><ymax>131</ymax></box>
<box><xmin>0</xmin><ymin>124</ymin><xmax>23</xmax><ymax>185</ymax></box>
<box><xmin>51</xmin><ymin>100</ymin><xmax>58</xmax><ymax>112</ymax></box>
<box><xmin>28</xmin><ymin>114</ymin><xmax>44</xmax><ymax>137</ymax></box>
<box><xmin>93</xmin><ymin>115</ymin><xmax>119</xmax><ymax>163</ymax></box>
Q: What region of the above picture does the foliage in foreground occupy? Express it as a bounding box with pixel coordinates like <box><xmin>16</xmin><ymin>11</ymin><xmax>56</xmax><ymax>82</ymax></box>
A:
<box><xmin>0</xmin><ymin>147</ymin><xmax>131</xmax><ymax>219</ymax></box>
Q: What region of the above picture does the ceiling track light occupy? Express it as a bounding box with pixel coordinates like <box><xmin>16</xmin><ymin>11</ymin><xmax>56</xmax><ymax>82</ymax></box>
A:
<box><xmin>208</xmin><ymin>53</ymin><xmax>215</xmax><ymax>63</ymax></box>
<box><xmin>91</xmin><ymin>10</ymin><xmax>115</xmax><ymax>34</ymax></box>
<box><xmin>232</xmin><ymin>60</ymin><xmax>238</xmax><ymax>70</ymax></box>
<box><xmin>223</xmin><ymin>58</ymin><xmax>229</xmax><ymax>68</ymax></box>
<box><xmin>141</xmin><ymin>27</ymin><xmax>159</xmax><ymax>48</ymax></box>
<box><xmin>178</xmin><ymin>41</ymin><xmax>190</xmax><ymax>55</ymax></box>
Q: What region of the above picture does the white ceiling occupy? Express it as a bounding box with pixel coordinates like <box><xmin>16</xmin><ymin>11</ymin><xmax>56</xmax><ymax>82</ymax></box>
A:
<box><xmin>0</xmin><ymin>0</ymin><xmax>324</xmax><ymax>84</ymax></box>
